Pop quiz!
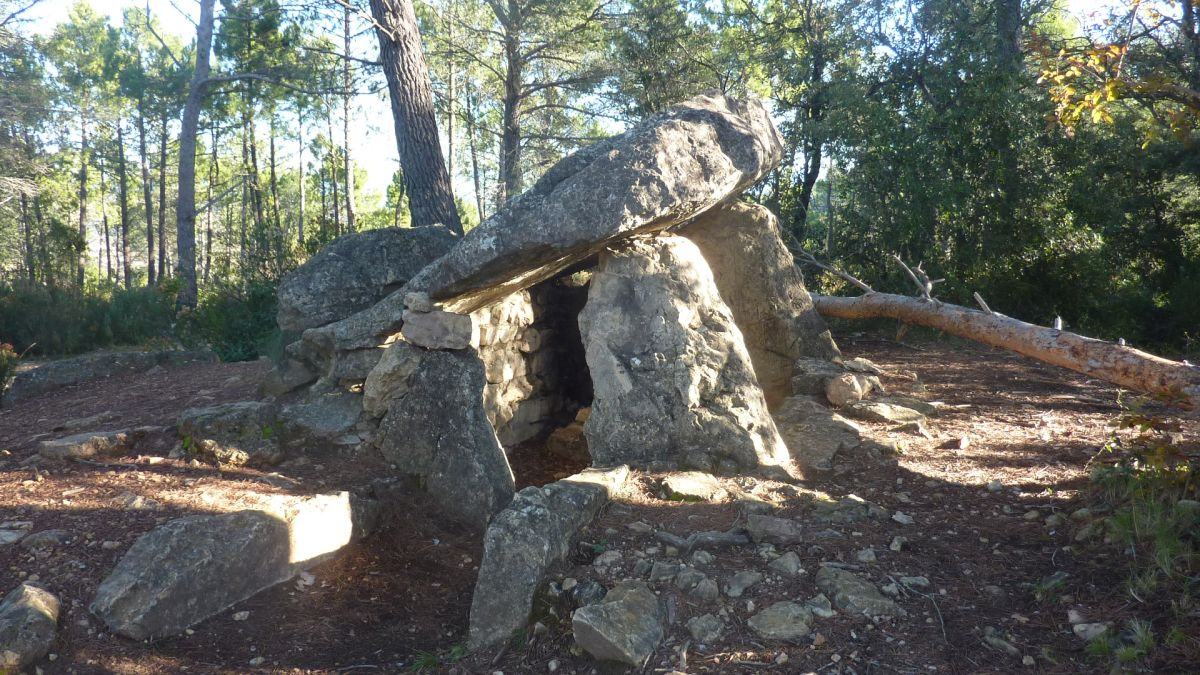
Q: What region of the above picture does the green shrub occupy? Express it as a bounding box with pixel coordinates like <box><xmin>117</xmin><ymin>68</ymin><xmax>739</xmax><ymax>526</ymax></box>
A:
<box><xmin>177</xmin><ymin>281</ymin><xmax>279</xmax><ymax>362</ymax></box>
<box><xmin>0</xmin><ymin>282</ymin><xmax>175</xmax><ymax>356</ymax></box>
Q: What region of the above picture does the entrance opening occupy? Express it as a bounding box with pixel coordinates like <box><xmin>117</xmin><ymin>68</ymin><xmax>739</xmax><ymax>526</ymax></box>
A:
<box><xmin>499</xmin><ymin>267</ymin><xmax>594</xmax><ymax>488</ymax></box>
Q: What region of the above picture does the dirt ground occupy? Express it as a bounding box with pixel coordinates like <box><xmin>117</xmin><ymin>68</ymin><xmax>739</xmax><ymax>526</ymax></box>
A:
<box><xmin>0</xmin><ymin>336</ymin><xmax>1194</xmax><ymax>674</ymax></box>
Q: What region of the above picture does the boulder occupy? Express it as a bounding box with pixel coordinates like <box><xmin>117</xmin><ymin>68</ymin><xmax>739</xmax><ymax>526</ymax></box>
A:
<box><xmin>276</xmin><ymin>390</ymin><xmax>363</xmax><ymax>450</ymax></box>
<box><xmin>844</xmin><ymin>400</ymin><xmax>926</xmax><ymax>424</ymax></box>
<box><xmin>0</xmin><ymin>583</ymin><xmax>59</xmax><ymax>670</ymax></box>
<box><xmin>303</xmin><ymin>92</ymin><xmax>782</xmax><ymax>357</ymax></box>
<box><xmin>679</xmin><ymin>200</ymin><xmax>839</xmax><ymax>406</ymax></box>
<box><xmin>38</xmin><ymin>429</ymin><xmax>137</xmax><ymax>461</ymax></box>
<box><xmin>661</xmin><ymin>472</ymin><xmax>723</xmax><ymax>502</ymax></box>
<box><xmin>773</xmin><ymin>396</ymin><xmax>863</xmax><ymax>472</ymax></box>
<box><xmin>791</xmin><ymin>357</ymin><xmax>845</xmax><ymax>395</ymax></box>
<box><xmin>687</xmin><ymin>614</ymin><xmax>724</xmax><ymax>643</ymax></box>
<box><xmin>747</xmin><ymin>601</ymin><xmax>813</xmax><ymax>641</ymax></box>
<box><xmin>746</xmin><ymin>514</ymin><xmax>804</xmax><ymax>546</ymax></box>
<box><xmin>275</xmin><ymin>225</ymin><xmax>457</xmax><ymax>334</ymax></box>
<box><xmin>825</xmin><ymin>373</ymin><xmax>870</xmax><ymax>407</ymax></box>
<box><xmin>91</xmin><ymin>492</ymin><xmax>370</xmax><ymax>640</ymax></box>
<box><xmin>178</xmin><ymin>401</ymin><xmax>282</xmax><ymax>466</ymax></box>
<box><xmin>369</xmin><ymin>343</ymin><xmax>515</xmax><ymax>528</ymax></box>
<box><xmin>579</xmin><ymin>236</ymin><xmax>793</xmax><ymax>476</ymax></box>
<box><xmin>571</xmin><ymin>581</ymin><xmax>664</xmax><ymax>666</ymax></box>
<box><xmin>468</xmin><ymin>466</ymin><xmax>628</xmax><ymax>649</ymax></box>
<box><xmin>815</xmin><ymin>566</ymin><xmax>901</xmax><ymax>618</ymax></box>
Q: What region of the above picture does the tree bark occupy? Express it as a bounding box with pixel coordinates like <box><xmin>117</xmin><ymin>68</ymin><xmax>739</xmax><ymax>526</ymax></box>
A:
<box><xmin>176</xmin><ymin>0</ymin><xmax>215</xmax><ymax>309</ymax></box>
<box><xmin>368</xmin><ymin>0</ymin><xmax>462</xmax><ymax>234</ymax></box>
<box><xmin>137</xmin><ymin>96</ymin><xmax>156</xmax><ymax>286</ymax></box>
<box><xmin>76</xmin><ymin>111</ymin><xmax>89</xmax><ymax>288</ymax></box>
<box><xmin>343</xmin><ymin>6</ymin><xmax>357</xmax><ymax>232</ymax></box>
<box><xmin>297</xmin><ymin>108</ymin><xmax>305</xmax><ymax>246</ymax></box>
<box><xmin>811</xmin><ymin>292</ymin><xmax>1200</xmax><ymax>405</ymax></box>
<box><xmin>466</xmin><ymin>88</ymin><xmax>485</xmax><ymax>222</ymax></box>
<box><xmin>497</xmin><ymin>1</ymin><xmax>522</xmax><ymax>209</ymax></box>
<box><xmin>98</xmin><ymin>154</ymin><xmax>111</xmax><ymax>280</ymax></box>
<box><xmin>117</xmin><ymin>121</ymin><xmax>132</xmax><ymax>289</ymax></box>
<box><xmin>19</xmin><ymin>194</ymin><xmax>35</xmax><ymax>282</ymax></box>
<box><xmin>158</xmin><ymin>114</ymin><xmax>169</xmax><ymax>280</ymax></box>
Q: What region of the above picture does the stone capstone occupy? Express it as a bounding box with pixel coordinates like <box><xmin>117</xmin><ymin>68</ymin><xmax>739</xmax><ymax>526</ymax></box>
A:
<box><xmin>579</xmin><ymin>236</ymin><xmax>792</xmax><ymax>476</ymax></box>
<box><xmin>0</xmin><ymin>583</ymin><xmax>59</xmax><ymax>670</ymax></box>
<box><xmin>679</xmin><ymin>200</ymin><xmax>839</xmax><ymax>406</ymax></box>
<box><xmin>91</xmin><ymin>492</ymin><xmax>372</xmax><ymax>640</ymax></box>
<box><xmin>571</xmin><ymin>581</ymin><xmax>664</xmax><ymax>666</ymax></box>
<box><xmin>468</xmin><ymin>466</ymin><xmax>629</xmax><ymax>650</ymax></box>
<box><xmin>275</xmin><ymin>225</ymin><xmax>456</xmax><ymax>334</ymax></box>
<box><xmin>302</xmin><ymin>92</ymin><xmax>783</xmax><ymax>358</ymax></box>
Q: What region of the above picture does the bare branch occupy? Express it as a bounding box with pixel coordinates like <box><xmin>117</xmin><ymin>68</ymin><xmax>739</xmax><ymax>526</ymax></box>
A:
<box><xmin>795</xmin><ymin>250</ymin><xmax>875</xmax><ymax>294</ymax></box>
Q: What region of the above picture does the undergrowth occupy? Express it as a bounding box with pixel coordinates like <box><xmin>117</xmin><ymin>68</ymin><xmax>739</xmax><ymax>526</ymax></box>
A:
<box><xmin>1076</xmin><ymin>391</ymin><xmax>1199</xmax><ymax>670</ymax></box>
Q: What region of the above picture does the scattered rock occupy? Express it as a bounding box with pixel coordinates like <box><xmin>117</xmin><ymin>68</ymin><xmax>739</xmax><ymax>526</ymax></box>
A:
<box><xmin>768</xmin><ymin>551</ymin><xmax>803</xmax><ymax>576</ymax></box>
<box><xmin>674</xmin><ymin>568</ymin><xmax>708</xmax><ymax>594</ymax></box>
<box><xmin>844</xmin><ymin>400</ymin><xmax>926</xmax><ymax>424</ymax></box>
<box><xmin>805</xmin><ymin>593</ymin><xmax>836</xmax><ymax>619</ymax></box>
<box><xmin>747</xmin><ymin>601</ymin><xmax>813</xmax><ymax>641</ymax></box>
<box><xmin>571</xmin><ymin>582</ymin><xmax>664</xmax><ymax>666</ymax></box>
<box><xmin>725</xmin><ymin>571</ymin><xmax>763</xmax><ymax>598</ymax></box>
<box><xmin>649</xmin><ymin>562</ymin><xmax>681</xmax><ymax>582</ymax></box>
<box><xmin>987</xmin><ymin>480</ymin><xmax>1004</xmax><ymax>493</ymax></box>
<box><xmin>0</xmin><ymin>583</ymin><xmax>60</xmax><ymax>670</ymax></box>
<box><xmin>843</xmin><ymin>357</ymin><xmax>883</xmax><ymax>374</ymax></box>
<box><xmin>20</xmin><ymin>530</ymin><xmax>71</xmax><ymax>552</ymax></box>
<box><xmin>891</xmin><ymin>511</ymin><xmax>915</xmax><ymax>525</ymax></box>
<box><xmin>899</xmin><ymin>576</ymin><xmax>930</xmax><ymax>589</ymax></box>
<box><xmin>791</xmin><ymin>358</ymin><xmax>844</xmax><ymax>395</ymax></box>
<box><xmin>1073</xmin><ymin>623</ymin><xmax>1109</xmax><ymax>642</ymax></box>
<box><xmin>37</xmin><ymin>428</ymin><xmax>147</xmax><ymax>461</ymax></box>
<box><xmin>686</xmin><ymin>613</ymin><xmax>724</xmax><ymax>643</ymax></box>
<box><xmin>889</xmin><ymin>536</ymin><xmax>907</xmax><ymax>552</ymax></box>
<box><xmin>855</xmin><ymin>548</ymin><xmax>877</xmax><ymax>563</ymax></box>
<box><xmin>0</xmin><ymin>522</ymin><xmax>32</xmax><ymax>546</ymax></box>
<box><xmin>661</xmin><ymin>472</ymin><xmax>724</xmax><ymax>502</ymax></box>
<box><xmin>825</xmin><ymin>373</ymin><xmax>871</xmax><ymax>407</ymax></box>
<box><xmin>746</xmin><ymin>514</ymin><xmax>804</xmax><ymax>546</ymax></box>
<box><xmin>773</xmin><ymin>396</ymin><xmax>863</xmax><ymax>472</ymax></box>
<box><xmin>690</xmin><ymin>550</ymin><xmax>715</xmax><ymax>566</ymax></box>
<box><xmin>815</xmin><ymin>566</ymin><xmax>902</xmax><ymax>618</ymax></box>
<box><xmin>570</xmin><ymin>581</ymin><xmax>608</xmax><ymax>609</ymax></box>
<box><xmin>690</xmin><ymin>578</ymin><xmax>720</xmax><ymax>603</ymax></box>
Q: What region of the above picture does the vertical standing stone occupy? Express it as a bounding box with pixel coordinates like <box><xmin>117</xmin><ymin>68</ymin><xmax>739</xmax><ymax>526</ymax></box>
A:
<box><xmin>579</xmin><ymin>236</ymin><xmax>794</xmax><ymax>476</ymax></box>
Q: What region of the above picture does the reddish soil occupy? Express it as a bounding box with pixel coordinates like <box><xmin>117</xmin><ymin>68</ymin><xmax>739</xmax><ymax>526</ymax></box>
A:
<box><xmin>1</xmin><ymin>338</ymin><xmax>1195</xmax><ymax>674</ymax></box>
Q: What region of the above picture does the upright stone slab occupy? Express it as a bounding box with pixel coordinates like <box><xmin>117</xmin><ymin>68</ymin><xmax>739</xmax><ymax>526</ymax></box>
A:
<box><xmin>579</xmin><ymin>236</ymin><xmax>794</xmax><ymax>475</ymax></box>
<box><xmin>679</xmin><ymin>201</ymin><xmax>839</xmax><ymax>406</ymax></box>
<box><xmin>367</xmin><ymin>342</ymin><xmax>515</xmax><ymax>529</ymax></box>
<box><xmin>303</xmin><ymin>92</ymin><xmax>783</xmax><ymax>357</ymax></box>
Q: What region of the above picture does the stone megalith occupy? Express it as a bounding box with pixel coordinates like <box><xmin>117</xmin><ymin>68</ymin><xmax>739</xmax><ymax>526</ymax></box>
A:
<box><xmin>275</xmin><ymin>225</ymin><xmax>457</xmax><ymax>335</ymax></box>
<box><xmin>679</xmin><ymin>201</ymin><xmax>839</xmax><ymax>406</ymax></box>
<box><xmin>303</xmin><ymin>92</ymin><xmax>783</xmax><ymax>358</ymax></box>
<box><xmin>579</xmin><ymin>236</ymin><xmax>794</xmax><ymax>476</ymax></box>
<box><xmin>366</xmin><ymin>342</ymin><xmax>516</xmax><ymax>529</ymax></box>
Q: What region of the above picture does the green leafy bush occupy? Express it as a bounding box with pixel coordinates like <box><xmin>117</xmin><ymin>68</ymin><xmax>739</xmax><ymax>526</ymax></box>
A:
<box><xmin>177</xmin><ymin>281</ymin><xmax>279</xmax><ymax>362</ymax></box>
<box><xmin>0</xmin><ymin>282</ymin><xmax>175</xmax><ymax>356</ymax></box>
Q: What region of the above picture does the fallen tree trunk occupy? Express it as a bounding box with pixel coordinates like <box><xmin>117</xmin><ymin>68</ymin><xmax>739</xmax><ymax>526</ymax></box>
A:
<box><xmin>812</xmin><ymin>292</ymin><xmax>1200</xmax><ymax>407</ymax></box>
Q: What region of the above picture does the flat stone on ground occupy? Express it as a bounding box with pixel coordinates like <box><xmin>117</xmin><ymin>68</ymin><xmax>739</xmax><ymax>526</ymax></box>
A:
<box><xmin>572</xmin><ymin>582</ymin><xmax>664</xmax><ymax>666</ymax></box>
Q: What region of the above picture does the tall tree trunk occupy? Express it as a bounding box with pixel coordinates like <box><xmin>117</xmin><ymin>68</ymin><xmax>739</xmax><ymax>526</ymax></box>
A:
<box><xmin>117</xmin><ymin>121</ymin><xmax>132</xmax><ymax>289</ymax></box>
<box><xmin>76</xmin><ymin>110</ymin><xmax>89</xmax><ymax>288</ymax></box>
<box><xmin>466</xmin><ymin>88</ymin><xmax>485</xmax><ymax>222</ymax></box>
<box><xmin>20</xmin><ymin>194</ymin><xmax>35</xmax><ymax>282</ymax></box>
<box><xmin>498</xmin><ymin>5</ymin><xmax>522</xmax><ymax>209</ymax></box>
<box><xmin>326</xmin><ymin>102</ymin><xmax>341</xmax><ymax>236</ymax></box>
<box><xmin>297</xmin><ymin>109</ymin><xmax>305</xmax><ymax>246</ymax></box>
<box><xmin>995</xmin><ymin>0</ymin><xmax>1022</xmax><ymax>72</ymax></box>
<box><xmin>158</xmin><ymin>115</ymin><xmax>169</xmax><ymax>280</ymax></box>
<box><xmin>368</xmin><ymin>0</ymin><xmax>462</xmax><ymax>233</ymax></box>
<box><xmin>176</xmin><ymin>0</ymin><xmax>215</xmax><ymax>309</ymax></box>
<box><xmin>268</xmin><ymin>111</ymin><xmax>283</xmax><ymax>275</ymax></box>
<box><xmin>98</xmin><ymin>155</ymin><xmax>111</xmax><ymax>280</ymax></box>
<box><xmin>137</xmin><ymin>96</ymin><xmax>156</xmax><ymax>286</ymax></box>
<box><xmin>206</xmin><ymin>124</ymin><xmax>218</xmax><ymax>284</ymax></box>
<box><xmin>824</xmin><ymin>158</ymin><xmax>834</xmax><ymax>254</ymax></box>
<box><xmin>343</xmin><ymin>6</ymin><xmax>357</xmax><ymax>232</ymax></box>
